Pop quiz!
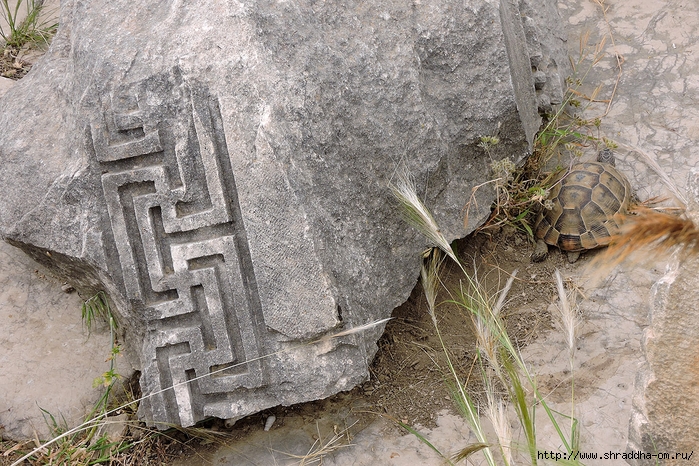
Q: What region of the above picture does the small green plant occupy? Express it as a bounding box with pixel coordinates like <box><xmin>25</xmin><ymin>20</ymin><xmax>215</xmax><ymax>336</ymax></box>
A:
<box><xmin>477</xmin><ymin>134</ymin><xmax>554</xmax><ymax>238</ymax></box>
<box><xmin>0</xmin><ymin>0</ymin><xmax>57</xmax><ymax>49</ymax></box>
<box><xmin>83</xmin><ymin>292</ymin><xmax>124</xmax><ymax>390</ymax></box>
<box><xmin>392</xmin><ymin>170</ymin><xmax>583</xmax><ymax>465</ymax></box>
<box><xmin>81</xmin><ymin>291</ymin><xmax>111</xmax><ymax>333</ymax></box>
<box><xmin>36</xmin><ymin>406</ymin><xmax>132</xmax><ymax>465</ymax></box>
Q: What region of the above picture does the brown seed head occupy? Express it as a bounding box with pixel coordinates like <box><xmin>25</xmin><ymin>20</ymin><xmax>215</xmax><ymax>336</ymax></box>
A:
<box><xmin>589</xmin><ymin>207</ymin><xmax>699</xmax><ymax>274</ymax></box>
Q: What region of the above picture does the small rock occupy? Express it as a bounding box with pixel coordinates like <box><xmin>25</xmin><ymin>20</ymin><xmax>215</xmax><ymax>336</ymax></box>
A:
<box><xmin>224</xmin><ymin>418</ymin><xmax>237</xmax><ymax>429</ymax></box>
<box><xmin>92</xmin><ymin>413</ymin><xmax>129</xmax><ymax>445</ymax></box>
<box><xmin>61</xmin><ymin>283</ymin><xmax>75</xmax><ymax>293</ymax></box>
<box><xmin>0</xmin><ymin>77</ymin><xmax>15</xmax><ymax>98</ymax></box>
<box><xmin>533</xmin><ymin>70</ymin><xmax>548</xmax><ymax>90</ymax></box>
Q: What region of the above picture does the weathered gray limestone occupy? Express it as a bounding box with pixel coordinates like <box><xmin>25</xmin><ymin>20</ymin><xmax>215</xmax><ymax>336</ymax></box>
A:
<box><xmin>626</xmin><ymin>170</ymin><xmax>699</xmax><ymax>464</ymax></box>
<box><xmin>0</xmin><ymin>0</ymin><xmax>568</xmax><ymax>427</ymax></box>
<box><xmin>0</xmin><ymin>77</ymin><xmax>13</xmax><ymax>97</ymax></box>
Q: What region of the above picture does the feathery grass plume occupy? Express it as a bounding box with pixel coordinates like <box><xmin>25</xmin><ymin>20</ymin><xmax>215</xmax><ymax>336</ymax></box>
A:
<box><xmin>389</xmin><ymin>168</ymin><xmax>458</xmax><ymax>263</ymax></box>
<box><xmin>474</xmin><ymin>269</ymin><xmax>518</xmax><ymax>382</ymax></box>
<box><xmin>554</xmin><ymin>270</ymin><xmax>579</xmax><ymax>358</ymax></box>
<box><xmin>421</xmin><ymin>248</ymin><xmax>444</xmax><ymax>328</ymax></box>
<box><xmin>589</xmin><ymin>207</ymin><xmax>699</xmax><ymax>276</ymax></box>
<box><xmin>464</xmin><ymin>279</ymin><xmax>500</xmax><ymax>378</ymax></box>
<box><xmin>450</xmin><ymin>442</ymin><xmax>491</xmax><ymax>465</ymax></box>
<box><xmin>493</xmin><ymin>269</ymin><xmax>517</xmax><ymax>316</ymax></box>
<box><xmin>484</xmin><ymin>373</ymin><xmax>513</xmax><ymax>466</ymax></box>
<box><xmin>554</xmin><ymin>269</ymin><xmax>580</xmax><ymax>453</ymax></box>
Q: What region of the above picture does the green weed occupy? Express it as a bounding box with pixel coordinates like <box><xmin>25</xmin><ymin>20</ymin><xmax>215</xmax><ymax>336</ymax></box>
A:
<box><xmin>82</xmin><ymin>292</ymin><xmax>123</xmax><ymax>391</ymax></box>
<box><xmin>0</xmin><ymin>0</ymin><xmax>57</xmax><ymax>49</ymax></box>
<box><xmin>474</xmin><ymin>31</ymin><xmax>620</xmax><ymax>241</ymax></box>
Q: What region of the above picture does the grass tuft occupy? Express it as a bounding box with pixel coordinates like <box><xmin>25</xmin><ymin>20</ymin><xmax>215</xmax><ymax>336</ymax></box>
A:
<box><xmin>393</xmin><ymin>174</ymin><xmax>584</xmax><ymax>465</ymax></box>
<box><xmin>278</xmin><ymin>421</ymin><xmax>356</xmax><ymax>466</ymax></box>
<box><xmin>0</xmin><ymin>0</ymin><xmax>57</xmax><ymax>50</ymax></box>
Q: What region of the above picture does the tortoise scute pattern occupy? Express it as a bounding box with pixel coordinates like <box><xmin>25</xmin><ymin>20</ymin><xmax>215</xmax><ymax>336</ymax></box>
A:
<box><xmin>535</xmin><ymin>161</ymin><xmax>631</xmax><ymax>253</ymax></box>
<box><xmin>558</xmin><ymin>185</ymin><xmax>590</xmax><ymax>210</ymax></box>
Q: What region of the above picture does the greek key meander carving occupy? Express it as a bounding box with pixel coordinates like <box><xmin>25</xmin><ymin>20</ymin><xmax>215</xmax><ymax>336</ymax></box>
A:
<box><xmin>88</xmin><ymin>76</ymin><xmax>266</xmax><ymax>426</ymax></box>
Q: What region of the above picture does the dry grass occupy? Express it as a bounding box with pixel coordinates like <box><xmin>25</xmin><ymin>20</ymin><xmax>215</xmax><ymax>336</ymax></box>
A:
<box><xmin>278</xmin><ymin>421</ymin><xmax>356</xmax><ymax>466</ymax></box>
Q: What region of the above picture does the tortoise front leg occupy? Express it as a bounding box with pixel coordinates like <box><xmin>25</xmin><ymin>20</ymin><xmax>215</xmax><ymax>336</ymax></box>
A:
<box><xmin>566</xmin><ymin>251</ymin><xmax>581</xmax><ymax>263</ymax></box>
<box><xmin>531</xmin><ymin>239</ymin><xmax>549</xmax><ymax>262</ymax></box>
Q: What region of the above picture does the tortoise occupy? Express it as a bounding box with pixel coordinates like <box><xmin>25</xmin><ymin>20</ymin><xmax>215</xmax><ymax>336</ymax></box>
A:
<box><xmin>531</xmin><ymin>149</ymin><xmax>633</xmax><ymax>263</ymax></box>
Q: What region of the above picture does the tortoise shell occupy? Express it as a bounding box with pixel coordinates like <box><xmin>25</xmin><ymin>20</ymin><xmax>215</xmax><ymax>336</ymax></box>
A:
<box><xmin>534</xmin><ymin>162</ymin><xmax>632</xmax><ymax>252</ymax></box>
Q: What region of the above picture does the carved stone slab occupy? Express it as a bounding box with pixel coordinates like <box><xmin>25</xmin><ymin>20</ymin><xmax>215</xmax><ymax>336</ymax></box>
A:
<box><xmin>0</xmin><ymin>0</ymin><xmax>569</xmax><ymax>426</ymax></box>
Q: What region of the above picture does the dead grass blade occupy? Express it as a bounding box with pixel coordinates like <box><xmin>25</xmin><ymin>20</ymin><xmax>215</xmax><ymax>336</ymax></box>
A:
<box><xmin>278</xmin><ymin>421</ymin><xmax>356</xmax><ymax>466</ymax></box>
<box><xmin>591</xmin><ymin>0</ymin><xmax>624</xmax><ymax>118</ymax></box>
<box><xmin>618</xmin><ymin>142</ymin><xmax>688</xmax><ymax>207</ymax></box>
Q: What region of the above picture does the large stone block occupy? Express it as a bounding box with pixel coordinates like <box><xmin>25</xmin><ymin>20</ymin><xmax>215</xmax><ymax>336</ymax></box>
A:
<box><xmin>0</xmin><ymin>0</ymin><xmax>568</xmax><ymax>426</ymax></box>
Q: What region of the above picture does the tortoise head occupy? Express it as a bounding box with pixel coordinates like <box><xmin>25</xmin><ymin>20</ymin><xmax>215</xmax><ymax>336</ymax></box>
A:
<box><xmin>597</xmin><ymin>148</ymin><xmax>616</xmax><ymax>166</ymax></box>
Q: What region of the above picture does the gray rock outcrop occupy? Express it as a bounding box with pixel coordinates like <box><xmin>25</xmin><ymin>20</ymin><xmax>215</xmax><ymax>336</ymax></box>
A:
<box><xmin>626</xmin><ymin>170</ymin><xmax>699</xmax><ymax>464</ymax></box>
<box><xmin>0</xmin><ymin>0</ymin><xmax>568</xmax><ymax>427</ymax></box>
